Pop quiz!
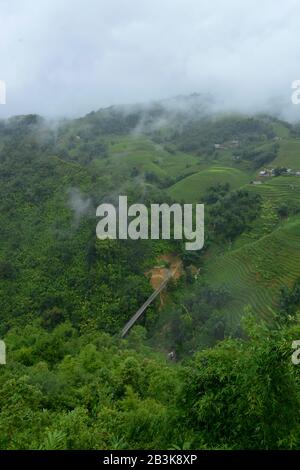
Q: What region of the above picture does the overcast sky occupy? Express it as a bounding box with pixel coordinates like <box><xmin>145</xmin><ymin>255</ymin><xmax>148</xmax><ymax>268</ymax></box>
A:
<box><xmin>0</xmin><ymin>0</ymin><xmax>300</xmax><ymax>119</ymax></box>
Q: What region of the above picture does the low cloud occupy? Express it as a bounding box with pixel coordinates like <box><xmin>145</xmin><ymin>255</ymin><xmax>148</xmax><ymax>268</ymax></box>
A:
<box><xmin>68</xmin><ymin>188</ymin><xmax>92</xmax><ymax>225</ymax></box>
<box><xmin>0</xmin><ymin>0</ymin><xmax>300</xmax><ymax>120</ymax></box>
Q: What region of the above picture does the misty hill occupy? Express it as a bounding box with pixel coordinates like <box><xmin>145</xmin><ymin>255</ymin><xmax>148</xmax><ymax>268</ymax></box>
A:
<box><xmin>1</xmin><ymin>97</ymin><xmax>300</xmax><ymax>449</ymax></box>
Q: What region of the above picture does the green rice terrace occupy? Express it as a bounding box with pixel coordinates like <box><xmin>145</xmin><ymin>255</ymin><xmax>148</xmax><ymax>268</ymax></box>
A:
<box><xmin>171</xmin><ymin>140</ymin><xmax>300</xmax><ymax>331</ymax></box>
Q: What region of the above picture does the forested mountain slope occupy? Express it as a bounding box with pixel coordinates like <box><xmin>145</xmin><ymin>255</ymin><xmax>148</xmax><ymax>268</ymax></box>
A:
<box><xmin>1</xmin><ymin>100</ymin><xmax>300</xmax><ymax>449</ymax></box>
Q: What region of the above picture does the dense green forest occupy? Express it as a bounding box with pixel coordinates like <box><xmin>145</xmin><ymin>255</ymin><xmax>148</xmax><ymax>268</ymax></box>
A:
<box><xmin>1</xmin><ymin>100</ymin><xmax>300</xmax><ymax>449</ymax></box>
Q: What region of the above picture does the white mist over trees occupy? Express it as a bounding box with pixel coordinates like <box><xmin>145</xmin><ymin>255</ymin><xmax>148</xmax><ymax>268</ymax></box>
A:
<box><xmin>0</xmin><ymin>0</ymin><xmax>300</xmax><ymax>120</ymax></box>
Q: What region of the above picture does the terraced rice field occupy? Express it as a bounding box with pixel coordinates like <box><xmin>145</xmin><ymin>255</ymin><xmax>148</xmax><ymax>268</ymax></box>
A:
<box><xmin>205</xmin><ymin>216</ymin><xmax>300</xmax><ymax>328</ymax></box>
<box><xmin>248</xmin><ymin>176</ymin><xmax>300</xmax><ymax>211</ymax></box>
<box><xmin>271</xmin><ymin>139</ymin><xmax>300</xmax><ymax>168</ymax></box>
<box><xmin>168</xmin><ymin>166</ymin><xmax>249</xmax><ymax>202</ymax></box>
<box><xmin>203</xmin><ymin>176</ymin><xmax>300</xmax><ymax>328</ymax></box>
<box><xmin>108</xmin><ymin>136</ymin><xmax>200</xmax><ymax>178</ymax></box>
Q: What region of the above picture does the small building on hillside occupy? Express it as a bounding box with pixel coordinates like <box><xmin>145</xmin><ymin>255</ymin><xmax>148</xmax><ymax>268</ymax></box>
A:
<box><xmin>214</xmin><ymin>143</ymin><xmax>226</xmax><ymax>150</ymax></box>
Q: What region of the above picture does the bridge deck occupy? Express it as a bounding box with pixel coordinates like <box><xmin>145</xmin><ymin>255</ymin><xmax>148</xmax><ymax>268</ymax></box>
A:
<box><xmin>121</xmin><ymin>273</ymin><xmax>172</xmax><ymax>338</ymax></box>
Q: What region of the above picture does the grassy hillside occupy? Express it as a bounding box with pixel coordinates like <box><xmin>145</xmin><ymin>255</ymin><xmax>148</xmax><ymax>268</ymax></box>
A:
<box><xmin>109</xmin><ymin>136</ymin><xmax>199</xmax><ymax>174</ymax></box>
<box><xmin>248</xmin><ymin>176</ymin><xmax>300</xmax><ymax>212</ymax></box>
<box><xmin>204</xmin><ymin>216</ymin><xmax>300</xmax><ymax>328</ymax></box>
<box><xmin>271</xmin><ymin>139</ymin><xmax>300</xmax><ymax>168</ymax></box>
<box><xmin>168</xmin><ymin>166</ymin><xmax>250</xmax><ymax>202</ymax></box>
<box><xmin>201</xmin><ymin>174</ymin><xmax>300</xmax><ymax>329</ymax></box>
